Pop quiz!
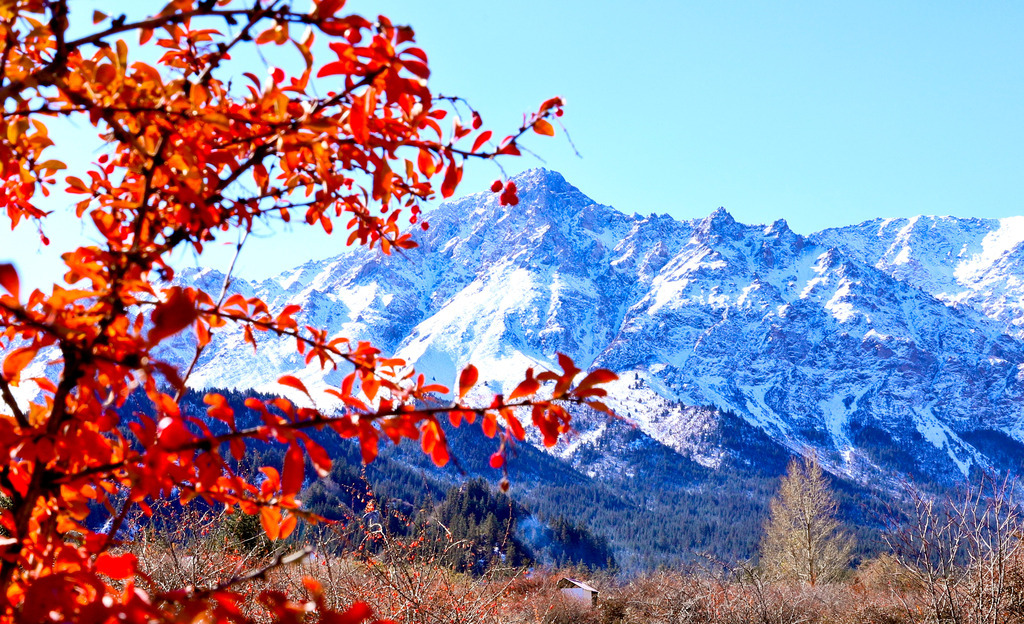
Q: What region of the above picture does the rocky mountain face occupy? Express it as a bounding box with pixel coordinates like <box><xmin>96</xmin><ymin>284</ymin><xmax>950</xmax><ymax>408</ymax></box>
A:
<box><xmin>813</xmin><ymin>216</ymin><xmax>1024</xmax><ymax>338</ymax></box>
<box><xmin>171</xmin><ymin>168</ymin><xmax>1024</xmax><ymax>490</ymax></box>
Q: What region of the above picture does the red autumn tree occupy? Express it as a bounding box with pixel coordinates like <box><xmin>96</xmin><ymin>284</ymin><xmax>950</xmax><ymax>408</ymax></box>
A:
<box><xmin>0</xmin><ymin>1</ymin><xmax>616</xmax><ymax>621</ymax></box>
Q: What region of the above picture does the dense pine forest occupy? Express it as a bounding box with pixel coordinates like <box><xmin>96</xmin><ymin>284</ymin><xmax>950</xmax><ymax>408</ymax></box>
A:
<box><xmin>115</xmin><ymin>387</ymin><xmax>908</xmax><ymax>572</ymax></box>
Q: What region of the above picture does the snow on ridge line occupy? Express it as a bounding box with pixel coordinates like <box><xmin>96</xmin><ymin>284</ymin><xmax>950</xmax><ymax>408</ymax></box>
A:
<box><xmin>955</xmin><ymin>216</ymin><xmax>1024</xmax><ymax>282</ymax></box>
<box><xmin>158</xmin><ymin>171</ymin><xmax>1024</xmax><ymax>488</ymax></box>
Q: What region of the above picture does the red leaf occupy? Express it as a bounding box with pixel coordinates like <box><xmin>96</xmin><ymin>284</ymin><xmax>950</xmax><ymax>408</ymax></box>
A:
<box><xmin>533</xmin><ymin>119</ymin><xmax>555</xmax><ymax>136</ymax></box>
<box><xmin>243</xmin><ymin>325</ymin><xmax>257</xmax><ymax>351</ymax></box>
<box><xmin>431</xmin><ymin>441</ymin><xmax>449</xmax><ymax>467</ymax></box>
<box><xmin>403</xmin><ymin>46</ymin><xmax>428</xmax><ymax>63</ymax></box>
<box><xmin>0</xmin><ymin>264</ymin><xmax>19</xmax><ymax>300</ymax></box>
<box><xmin>29</xmin><ymin>377</ymin><xmax>56</xmax><ymax>394</ymax></box>
<box><xmin>96</xmin><ymin>552</ymin><xmax>137</xmax><ymax>580</ymax></box>
<box><xmin>417</xmin><ymin>149</ymin><xmax>436</xmax><ymax>176</ymax></box>
<box><xmin>577</xmin><ymin>368</ymin><xmax>618</xmax><ymax>389</ymax></box>
<box><xmin>223</xmin><ymin>293</ymin><xmax>248</xmax><ymax>313</ymax></box>
<box><xmin>253</xmin><ymin>163</ymin><xmax>269</xmax><ymax>192</ymax></box>
<box><xmin>458</xmin><ymin>364</ymin><xmax>478</xmax><ymax>400</ymax></box>
<box><xmin>403</xmin><ymin>59</ymin><xmax>430</xmax><ymax>78</ymax></box>
<box><xmin>305</xmin><ymin>438</ymin><xmax>332</xmax><ymax>477</ymax></box>
<box><xmin>481</xmin><ymin>413</ymin><xmax>497</xmax><ymax>438</ymax></box>
<box><xmin>149</xmin><ymin>287</ymin><xmax>197</xmax><ymax>345</ymax></box>
<box><xmin>8</xmin><ymin>461</ymin><xmax>29</xmax><ymax>497</ymax></box>
<box><xmin>152</xmin><ymin>361</ymin><xmax>185</xmax><ymax>393</ymax></box>
<box><xmin>204</xmin><ymin>393</ymin><xmax>235</xmax><ymax>428</ymax></box>
<box><xmin>539</xmin><ymin>96</ymin><xmax>564</xmax><ymax>112</ymax></box>
<box><xmin>497</xmin><ymin>141</ymin><xmax>521</xmax><ymax>156</ymax></box>
<box><xmin>471</xmin><ymin>130</ymin><xmax>492</xmax><ymax>153</ymax></box>
<box><xmin>196</xmin><ymin>321</ymin><xmax>211</xmax><ymax>348</ymax></box>
<box><xmin>508</xmin><ymin>377</ymin><xmax>539</xmax><ymax>401</ymax></box>
<box><xmin>358</xmin><ymin>421</ymin><xmax>379</xmax><ymax>464</ymax></box>
<box><xmin>504</xmin><ymin>410</ymin><xmax>526</xmax><ymax>440</ymax></box>
<box><xmin>440</xmin><ymin>161</ymin><xmax>459</xmax><ymax>198</ymax></box>
<box><xmin>230</xmin><ymin>438</ymin><xmax>246</xmax><ymax>461</ymax></box>
<box><xmin>349</xmin><ymin>94</ymin><xmax>368</xmax><ymax>142</ymax></box>
<box><xmin>558</xmin><ymin>352</ymin><xmax>580</xmax><ymax>377</ymax></box>
<box><xmin>282</xmin><ymin>443</ymin><xmax>304</xmax><ymax>497</ymax></box>
<box><xmin>278</xmin><ymin>374</ymin><xmax>310</xmax><ymax>397</ymax></box>
<box><xmin>156</xmin><ymin>417</ymin><xmax>191</xmax><ymax>449</ymax></box>
<box><xmin>259</xmin><ymin>466</ymin><xmax>281</xmax><ymax>493</ymax></box>
<box><xmin>448</xmin><ymin>409</ymin><xmax>474</xmax><ymax>427</ymax></box>
<box><xmin>260</xmin><ymin>507</ymin><xmax>282</xmax><ymax>541</ymax></box>
<box><xmin>362</xmin><ymin>375</ymin><xmax>379</xmax><ymax>401</ymax></box>
<box><xmin>2</xmin><ymin>347</ymin><xmax>36</xmax><ymax>383</ymax></box>
<box><xmin>421</xmin><ymin>421</ymin><xmax>449</xmax><ymax>467</ymax></box>
<box><xmin>336</xmin><ymin>602</ymin><xmax>374</xmax><ymax>624</ymax></box>
<box><xmin>279</xmin><ymin>513</ymin><xmax>298</xmax><ymax>540</ymax></box>
<box><xmin>317</xmin><ymin>0</ymin><xmax>346</xmax><ymax>18</ymax></box>
<box><xmin>316</xmin><ymin>61</ymin><xmax>346</xmax><ymax>77</ymax></box>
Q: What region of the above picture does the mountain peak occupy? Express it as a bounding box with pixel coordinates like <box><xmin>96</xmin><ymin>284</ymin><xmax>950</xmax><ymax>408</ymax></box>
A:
<box><xmin>694</xmin><ymin>207</ymin><xmax>740</xmax><ymax>240</ymax></box>
<box><xmin>499</xmin><ymin>168</ymin><xmax>612</xmax><ymax>227</ymax></box>
<box><xmin>765</xmin><ymin>218</ymin><xmax>792</xmax><ymax>236</ymax></box>
<box><xmin>510</xmin><ymin>167</ymin><xmax>572</xmax><ymax>192</ymax></box>
<box><xmin>705</xmin><ymin>207</ymin><xmax>736</xmax><ymax>226</ymax></box>
<box><xmin>422</xmin><ymin>168</ymin><xmax>591</xmax><ymax>235</ymax></box>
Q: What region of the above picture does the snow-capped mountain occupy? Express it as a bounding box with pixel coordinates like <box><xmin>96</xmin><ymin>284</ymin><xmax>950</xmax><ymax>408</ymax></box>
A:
<box><xmin>170</xmin><ymin>169</ymin><xmax>1024</xmax><ymax>487</ymax></box>
<box><xmin>814</xmin><ymin>216</ymin><xmax>1024</xmax><ymax>338</ymax></box>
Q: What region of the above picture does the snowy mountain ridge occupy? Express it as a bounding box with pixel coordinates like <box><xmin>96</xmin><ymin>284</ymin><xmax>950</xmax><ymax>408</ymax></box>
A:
<box><xmin>814</xmin><ymin>215</ymin><xmax>1024</xmax><ymax>338</ymax></box>
<box><xmin>170</xmin><ymin>169</ymin><xmax>1024</xmax><ymax>487</ymax></box>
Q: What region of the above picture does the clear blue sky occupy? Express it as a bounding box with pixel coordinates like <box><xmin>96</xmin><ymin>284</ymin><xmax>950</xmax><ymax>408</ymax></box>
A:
<box><xmin>3</xmin><ymin>1</ymin><xmax>1023</xmax><ymax>288</ymax></box>
<box><xmin>367</xmin><ymin>0</ymin><xmax>1023</xmax><ymax>231</ymax></box>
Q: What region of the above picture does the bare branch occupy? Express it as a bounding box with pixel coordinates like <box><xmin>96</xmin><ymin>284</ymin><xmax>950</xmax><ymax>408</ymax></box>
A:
<box><xmin>0</xmin><ymin>375</ymin><xmax>28</xmax><ymax>429</ymax></box>
<box><xmin>176</xmin><ymin>231</ymin><xmax>249</xmax><ymax>401</ymax></box>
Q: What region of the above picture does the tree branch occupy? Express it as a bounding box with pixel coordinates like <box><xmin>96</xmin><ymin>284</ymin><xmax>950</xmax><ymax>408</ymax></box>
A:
<box><xmin>65</xmin><ymin>8</ymin><xmax>279</xmax><ymax>50</ymax></box>
<box><xmin>0</xmin><ymin>375</ymin><xmax>28</xmax><ymax>429</ymax></box>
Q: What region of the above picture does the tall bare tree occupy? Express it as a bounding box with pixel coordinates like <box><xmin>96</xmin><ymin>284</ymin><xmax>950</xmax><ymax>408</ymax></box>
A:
<box><xmin>760</xmin><ymin>454</ymin><xmax>854</xmax><ymax>585</ymax></box>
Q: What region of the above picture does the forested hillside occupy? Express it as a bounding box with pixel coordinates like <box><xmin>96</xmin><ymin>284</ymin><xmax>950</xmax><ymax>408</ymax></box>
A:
<box><xmin>116</xmin><ymin>388</ymin><xmax>891</xmax><ymax>570</ymax></box>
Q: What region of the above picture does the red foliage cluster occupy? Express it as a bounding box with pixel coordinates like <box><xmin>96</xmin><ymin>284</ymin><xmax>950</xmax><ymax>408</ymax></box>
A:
<box><xmin>0</xmin><ymin>1</ymin><xmax>614</xmax><ymax>621</ymax></box>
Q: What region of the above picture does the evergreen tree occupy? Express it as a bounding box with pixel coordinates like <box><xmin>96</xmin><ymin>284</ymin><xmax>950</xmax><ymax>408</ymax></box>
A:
<box><xmin>759</xmin><ymin>454</ymin><xmax>853</xmax><ymax>584</ymax></box>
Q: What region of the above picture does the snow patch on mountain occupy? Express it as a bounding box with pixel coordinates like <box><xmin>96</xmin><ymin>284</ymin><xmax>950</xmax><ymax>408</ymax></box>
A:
<box><xmin>815</xmin><ymin>216</ymin><xmax>1024</xmax><ymax>338</ymax></box>
<box><xmin>163</xmin><ymin>169</ymin><xmax>1024</xmax><ymax>488</ymax></box>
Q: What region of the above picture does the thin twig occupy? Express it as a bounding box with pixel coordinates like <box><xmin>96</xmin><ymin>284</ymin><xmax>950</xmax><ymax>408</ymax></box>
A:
<box><xmin>0</xmin><ymin>375</ymin><xmax>28</xmax><ymax>429</ymax></box>
<box><xmin>556</xmin><ymin>117</ymin><xmax>582</xmax><ymax>158</ymax></box>
<box><xmin>98</xmin><ymin>492</ymin><xmax>134</xmax><ymax>553</ymax></box>
<box><xmin>182</xmin><ymin>545</ymin><xmax>312</xmax><ymax>599</ymax></box>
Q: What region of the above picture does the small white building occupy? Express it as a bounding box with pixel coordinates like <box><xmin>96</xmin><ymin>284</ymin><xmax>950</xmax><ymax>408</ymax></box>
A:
<box><xmin>557</xmin><ymin>578</ymin><xmax>599</xmax><ymax>607</ymax></box>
